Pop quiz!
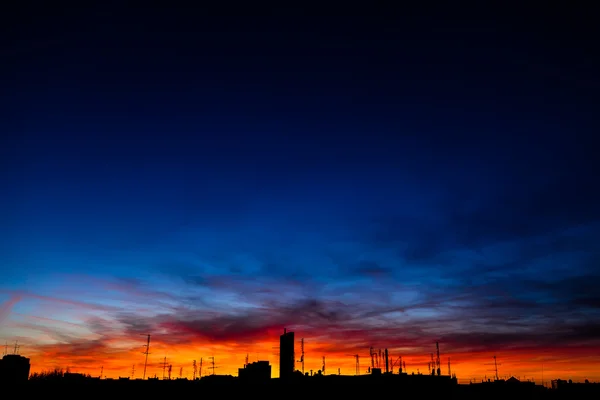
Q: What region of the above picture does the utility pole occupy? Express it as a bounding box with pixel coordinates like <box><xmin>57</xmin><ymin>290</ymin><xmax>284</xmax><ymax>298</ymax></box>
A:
<box><xmin>140</xmin><ymin>334</ymin><xmax>151</xmax><ymax>380</ymax></box>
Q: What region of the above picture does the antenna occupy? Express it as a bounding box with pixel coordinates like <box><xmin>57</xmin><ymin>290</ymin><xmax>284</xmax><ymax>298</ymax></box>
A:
<box><xmin>209</xmin><ymin>356</ymin><xmax>218</xmax><ymax>375</ymax></box>
<box><xmin>347</xmin><ymin>354</ymin><xmax>360</xmax><ymax>375</ymax></box>
<box><xmin>100</xmin><ymin>366</ymin><xmax>103</xmax><ymax>379</ymax></box>
<box><xmin>485</xmin><ymin>355</ymin><xmax>501</xmax><ymax>381</ymax></box>
<box><xmin>140</xmin><ymin>334</ymin><xmax>151</xmax><ymax>380</ymax></box>
<box><xmin>13</xmin><ymin>341</ymin><xmax>20</xmax><ymax>355</ymax></box>
<box><xmin>436</xmin><ymin>341</ymin><xmax>441</xmax><ymax>376</ymax></box>
<box><xmin>322</xmin><ymin>356</ymin><xmax>326</xmax><ymax>374</ymax></box>
<box><xmin>179</xmin><ymin>367</ymin><xmax>183</xmax><ymax>378</ymax></box>
<box><xmin>199</xmin><ymin>358</ymin><xmax>203</xmax><ymax>378</ymax></box>
<box><xmin>3</xmin><ymin>341</ymin><xmax>7</xmax><ymax>356</ymax></box>
<box><xmin>448</xmin><ymin>357</ymin><xmax>451</xmax><ymax>376</ymax></box>
<box><xmin>162</xmin><ymin>357</ymin><xmax>167</xmax><ymax>380</ymax></box>
<box><xmin>245</xmin><ymin>354</ymin><xmax>249</xmax><ymax>367</ymax></box>
<box><xmin>193</xmin><ymin>360</ymin><xmax>197</xmax><ymax>380</ymax></box>
<box><xmin>131</xmin><ymin>364</ymin><xmax>135</xmax><ymax>379</ymax></box>
<box><xmin>297</xmin><ymin>338</ymin><xmax>305</xmax><ymax>374</ymax></box>
<box><xmin>168</xmin><ymin>364</ymin><xmax>172</xmax><ymax>380</ymax></box>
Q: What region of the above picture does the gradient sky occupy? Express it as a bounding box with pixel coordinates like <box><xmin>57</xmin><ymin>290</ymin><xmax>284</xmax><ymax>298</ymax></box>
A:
<box><xmin>2</xmin><ymin>5</ymin><xmax>599</xmax><ymax>383</ymax></box>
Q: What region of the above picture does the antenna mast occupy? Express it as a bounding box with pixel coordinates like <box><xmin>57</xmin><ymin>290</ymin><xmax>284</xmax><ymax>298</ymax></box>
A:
<box><xmin>209</xmin><ymin>356</ymin><xmax>218</xmax><ymax>375</ymax></box>
<box><xmin>199</xmin><ymin>358</ymin><xmax>203</xmax><ymax>378</ymax></box>
<box><xmin>131</xmin><ymin>364</ymin><xmax>135</xmax><ymax>378</ymax></box>
<box><xmin>322</xmin><ymin>356</ymin><xmax>326</xmax><ymax>374</ymax></box>
<box><xmin>162</xmin><ymin>357</ymin><xmax>167</xmax><ymax>380</ymax></box>
<box><xmin>13</xmin><ymin>341</ymin><xmax>20</xmax><ymax>354</ymax></box>
<box><xmin>436</xmin><ymin>341</ymin><xmax>441</xmax><ymax>376</ymax></box>
<box><xmin>298</xmin><ymin>338</ymin><xmax>305</xmax><ymax>374</ymax></box>
<box><xmin>193</xmin><ymin>360</ymin><xmax>197</xmax><ymax>380</ymax></box>
<box><xmin>485</xmin><ymin>355</ymin><xmax>501</xmax><ymax>381</ymax></box>
<box><xmin>100</xmin><ymin>366</ymin><xmax>103</xmax><ymax>379</ymax></box>
<box><xmin>139</xmin><ymin>334</ymin><xmax>151</xmax><ymax>380</ymax></box>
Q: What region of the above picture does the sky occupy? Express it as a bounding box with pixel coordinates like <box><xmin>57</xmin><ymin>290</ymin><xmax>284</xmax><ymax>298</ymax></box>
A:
<box><xmin>1</xmin><ymin>4</ymin><xmax>599</xmax><ymax>383</ymax></box>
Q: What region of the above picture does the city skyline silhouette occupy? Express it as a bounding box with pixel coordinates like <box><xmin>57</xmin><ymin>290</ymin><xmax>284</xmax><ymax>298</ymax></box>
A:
<box><xmin>2</xmin><ymin>1</ymin><xmax>599</xmax><ymax>388</ymax></box>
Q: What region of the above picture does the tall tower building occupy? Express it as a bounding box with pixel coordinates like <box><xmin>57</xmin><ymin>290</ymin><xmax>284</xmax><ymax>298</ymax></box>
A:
<box><xmin>279</xmin><ymin>328</ymin><xmax>295</xmax><ymax>379</ymax></box>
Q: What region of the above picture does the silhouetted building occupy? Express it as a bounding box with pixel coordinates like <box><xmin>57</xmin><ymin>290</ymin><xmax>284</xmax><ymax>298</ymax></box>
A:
<box><xmin>239</xmin><ymin>360</ymin><xmax>271</xmax><ymax>381</ymax></box>
<box><xmin>0</xmin><ymin>354</ymin><xmax>31</xmax><ymax>383</ymax></box>
<box><xmin>279</xmin><ymin>328</ymin><xmax>294</xmax><ymax>379</ymax></box>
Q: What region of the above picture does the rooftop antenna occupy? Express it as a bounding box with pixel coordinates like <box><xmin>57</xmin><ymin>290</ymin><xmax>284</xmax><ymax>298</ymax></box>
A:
<box><xmin>369</xmin><ymin>347</ymin><xmax>375</xmax><ymax>370</ymax></box>
<box><xmin>436</xmin><ymin>341</ymin><xmax>441</xmax><ymax>376</ymax></box>
<box><xmin>162</xmin><ymin>357</ymin><xmax>167</xmax><ymax>380</ymax></box>
<box><xmin>430</xmin><ymin>353</ymin><xmax>434</xmax><ymax>375</ymax></box>
<box><xmin>348</xmin><ymin>354</ymin><xmax>360</xmax><ymax>376</ymax></box>
<box><xmin>322</xmin><ymin>356</ymin><xmax>326</xmax><ymax>375</ymax></box>
<box><xmin>179</xmin><ymin>367</ymin><xmax>183</xmax><ymax>378</ymax></box>
<box><xmin>209</xmin><ymin>356</ymin><xmax>218</xmax><ymax>375</ymax></box>
<box><xmin>448</xmin><ymin>357</ymin><xmax>451</xmax><ymax>376</ymax></box>
<box><xmin>100</xmin><ymin>366</ymin><xmax>103</xmax><ymax>379</ymax></box>
<box><xmin>140</xmin><ymin>334</ymin><xmax>151</xmax><ymax>380</ymax></box>
<box><xmin>193</xmin><ymin>360</ymin><xmax>197</xmax><ymax>380</ymax></box>
<box><xmin>297</xmin><ymin>338</ymin><xmax>305</xmax><ymax>374</ymax></box>
<box><xmin>245</xmin><ymin>353</ymin><xmax>249</xmax><ymax>367</ymax></box>
<box><xmin>131</xmin><ymin>364</ymin><xmax>135</xmax><ymax>379</ymax></box>
<box><xmin>485</xmin><ymin>355</ymin><xmax>501</xmax><ymax>381</ymax></box>
<box><xmin>3</xmin><ymin>341</ymin><xmax>7</xmax><ymax>356</ymax></box>
<box><xmin>13</xmin><ymin>340</ymin><xmax>20</xmax><ymax>354</ymax></box>
<box><xmin>168</xmin><ymin>364</ymin><xmax>172</xmax><ymax>380</ymax></box>
<box><xmin>199</xmin><ymin>358</ymin><xmax>203</xmax><ymax>378</ymax></box>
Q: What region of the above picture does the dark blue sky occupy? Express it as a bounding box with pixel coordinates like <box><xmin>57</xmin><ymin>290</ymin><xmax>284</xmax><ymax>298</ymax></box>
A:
<box><xmin>1</xmin><ymin>4</ymin><xmax>599</xmax><ymax>379</ymax></box>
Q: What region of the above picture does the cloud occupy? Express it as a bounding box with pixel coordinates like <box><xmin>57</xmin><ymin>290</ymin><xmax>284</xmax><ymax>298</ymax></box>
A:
<box><xmin>0</xmin><ymin>294</ymin><xmax>21</xmax><ymax>324</ymax></box>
